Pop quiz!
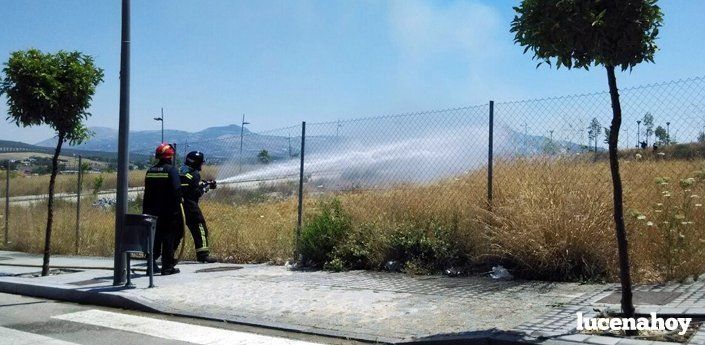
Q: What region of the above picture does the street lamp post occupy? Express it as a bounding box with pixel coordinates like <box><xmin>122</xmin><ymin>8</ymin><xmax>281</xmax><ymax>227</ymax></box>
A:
<box><xmin>239</xmin><ymin>114</ymin><xmax>250</xmax><ymax>173</ymax></box>
<box><xmin>666</xmin><ymin>122</ymin><xmax>670</xmax><ymax>145</ymax></box>
<box><xmin>113</xmin><ymin>0</ymin><xmax>131</xmax><ymax>286</ymax></box>
<box><xmin>153</xmin><ymin>107</ymin><xmax>164</xmax><ymax>143</ymax></box>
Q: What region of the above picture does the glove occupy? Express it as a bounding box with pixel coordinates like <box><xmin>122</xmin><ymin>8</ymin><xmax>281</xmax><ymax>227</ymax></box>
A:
<box><xmin>208</xmin><ymin>180</ymin><xmax>217</xmax><ymax>190</ymax></box>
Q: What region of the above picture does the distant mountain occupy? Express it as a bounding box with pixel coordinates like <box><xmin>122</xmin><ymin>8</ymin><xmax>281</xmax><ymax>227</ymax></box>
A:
<box><xmin>33</xmin><ymin>123</ymin><xmax>593</xmax><ymax>167</ymax></box>
<box><xmin>36</xmin><ymin>125</ymin><xmax>253</xmax><ymax>158</ymax></box>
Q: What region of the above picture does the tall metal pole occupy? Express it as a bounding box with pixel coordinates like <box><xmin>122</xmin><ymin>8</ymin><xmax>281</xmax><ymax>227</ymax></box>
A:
<box><xmin>296</xmin><ymin>122</ymin><xmax>306</xmax><ymax>257</ymax></box>
<box><xmin>161</xmin><ymin>107</ymin><xmax>164</xmax><ymax>143</ymax></box>
<box><xmin>636</xmin><ymin>120</ymin><xmax>641</xmax><ymax>148</ymax></box>
<box><xmin>75</xmin><ymin>155</ymin><xmax>82</xmax><ymax>255</ymax></box>
<box><xmin>288</xmin><ymin>133</ymin><xmax>292</xmax><ymax>158</ymax></box>
<box><xmin>238</xmin><ymin>114</ymin><xmax>249</xmax><ymax>173</ymax></box>
<box><xmin>487</xmin><ymin>101</ymin><xmax>494</xmax><ymax>210</ymax></box>
<box><xmin>4</xmin><ymin>160</ymin><xmax>9</xmax><ymax>246</ymax></box>
<box><xmin>114</xmin><ymin>0</ymin><xmax>130</xmax><ymax>286</ymax></box>
<box><xmin>666</xmin><ymin>122</ymin><xmax>670</xmax><ymax>145</ymax></box>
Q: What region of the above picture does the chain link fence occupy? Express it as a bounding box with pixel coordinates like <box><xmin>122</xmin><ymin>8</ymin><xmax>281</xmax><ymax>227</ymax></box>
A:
<box><xmin>1</xmin><ymin>76</ymin><xmax>704</xmax><ymax>280</ymax></box>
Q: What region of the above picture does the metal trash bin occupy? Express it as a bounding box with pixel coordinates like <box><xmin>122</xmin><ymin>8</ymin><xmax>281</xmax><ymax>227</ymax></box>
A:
<box><xmin>121</xmin><ymin>214</ymin><xmax>157</xmax><ymax>288</ymax></box>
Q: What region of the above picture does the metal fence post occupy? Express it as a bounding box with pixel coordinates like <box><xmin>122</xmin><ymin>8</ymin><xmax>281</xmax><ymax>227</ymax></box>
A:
<box><xmin>487</xmin><ymin>101</ymin><xmax>494</xmax><ymax>211</ymax></box>
<box><xmin>75</xmin><ymin>155</ymin><xmax>82</xmax><ymax>254</ymax></box>
<box><xmin>296</xmin><ymin>122</ymin><xmax>306</xmax><ymax>258</ymax></box>
<box><xmin>4</xmin><ymin>160</ymin><xmax>9</xmax><ymax>246</ymax></box>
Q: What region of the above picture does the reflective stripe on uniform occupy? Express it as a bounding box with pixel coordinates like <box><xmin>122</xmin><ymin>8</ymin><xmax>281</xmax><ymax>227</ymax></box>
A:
<box><xmin>185</xmin><ymin>173</ymin><xmax>193</xmax><ymax>179</ymax></box>
<box><xmin>146</xmin><ymin>173</ymin><xmax>169</xmax><ymax>178</ymax></box>
<box><xmin>199</xmin><ymin>223</ymin><xmax>208</xmax><ymax>249</ymax></box>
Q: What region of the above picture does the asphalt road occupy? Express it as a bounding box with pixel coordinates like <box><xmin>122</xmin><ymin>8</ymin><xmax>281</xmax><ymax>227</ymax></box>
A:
<box><xmin>0</xmin><ymin>292</ymin><xmax>366</xmax><ymax>345</ymax></box>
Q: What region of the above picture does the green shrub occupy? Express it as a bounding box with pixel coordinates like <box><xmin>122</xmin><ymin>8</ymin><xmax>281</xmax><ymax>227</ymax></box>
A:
<box><xmin>384</xmin><ymin>218</ymin><xmax>465</xmax><ymax>274</ymax></box>
<box><xmin>328</xmin><ymin>223</ymin><xmax>377</xmax><ymax>270</ymax></box>
<box><xmin>631</xmin><ymin>172</ymin><xmax>705</xmax><ymax>282</ymax></box>
<box><xmin>92</xmin><ymin>175</ymin><xmax>104</xmax><ymax>194</ymax></box>
<box><xmin>298</xmin><ymin>198</ymin><xmax>351</xmax><ymax>267</ymax></box>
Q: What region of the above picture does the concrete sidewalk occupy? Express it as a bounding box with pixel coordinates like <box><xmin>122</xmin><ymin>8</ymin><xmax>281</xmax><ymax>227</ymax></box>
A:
<box><xmin>4</xmin><ymin>250</ymin><xmax>704</xmax><ymax>344</ymax></box>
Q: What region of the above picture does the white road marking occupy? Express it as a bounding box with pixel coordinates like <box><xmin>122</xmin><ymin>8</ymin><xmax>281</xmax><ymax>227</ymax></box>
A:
<box><xmin>0</xmin><ymin>325</ymin><xmax>79</xmax><ymax>345</ymax></box>
<box><xmin>52</xmin><ymin>309</ymin><xmax>323</xmax><ymax>345</ymax></box>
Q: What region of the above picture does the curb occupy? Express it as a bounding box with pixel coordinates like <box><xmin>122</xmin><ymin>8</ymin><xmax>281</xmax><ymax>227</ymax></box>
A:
<box><xmin>0</xmin><ymin>278</ymin><xmax>403</xmax><ymax>344</ymax></box>
<box><xmin>0</xmin><ymin>279</ymin><xmax>159</xmax><ymax>313</ymax></box>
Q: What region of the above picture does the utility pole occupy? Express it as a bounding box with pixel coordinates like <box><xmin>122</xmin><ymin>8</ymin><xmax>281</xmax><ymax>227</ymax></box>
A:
<box><xmin>288</xmin><ymin>133</ymin><xmax>292</xmax><ymax>158</ymax></box>
<box><xmin>114</xmin><ymin>0</ymin><xmax>130</xmax><ymax>286</ymax></box>
<box><xmin>239</xmin><ymin>114</ymin><xmax>250</xmax><ymax>173</ymax></box>
<box><xmin>636</xmin><ymin>120</ymin><xmax>641</xmax><ymax>148</ymax></box>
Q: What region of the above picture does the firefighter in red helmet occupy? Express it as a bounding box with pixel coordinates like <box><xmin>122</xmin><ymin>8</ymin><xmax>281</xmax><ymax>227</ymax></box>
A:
<box><xmin>142</xmin><ymin>143</ymin><xmax>183</xmax><ymax>275</ymax></box>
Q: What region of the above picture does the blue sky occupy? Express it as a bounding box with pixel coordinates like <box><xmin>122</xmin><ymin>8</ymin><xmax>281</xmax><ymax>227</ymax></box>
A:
<box><xmin>1</xmin><ymin>0</ymin><xmax>704</xmax><ymax>143</ymax></box>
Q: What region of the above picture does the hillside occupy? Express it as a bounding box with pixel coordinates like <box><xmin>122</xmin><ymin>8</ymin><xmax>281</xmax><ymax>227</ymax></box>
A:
<box><xmin>0</xmin><ymin>139</ymin><xmax>149</xmax><ymax>162</ymax></box>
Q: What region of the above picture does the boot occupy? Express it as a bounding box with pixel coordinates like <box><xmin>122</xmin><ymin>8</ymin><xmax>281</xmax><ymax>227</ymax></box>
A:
<box><xmin>197</xmin><ymin>252</ymin><xmax>217</xmax><ymax>263</ymax></box>
<box><xmin>152</xmin><ymin>262</ymin><xmax>161</xmax><ymax>274</ymax></box>
<box><xmin>161</xmin><ymin>267</ymin><xmax>180</xmax><ymax>275</ymax></box>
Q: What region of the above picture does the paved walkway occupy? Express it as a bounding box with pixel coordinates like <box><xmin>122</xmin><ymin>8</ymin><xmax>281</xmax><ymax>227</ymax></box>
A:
<box><xmin>2</xmin><ymin>250</ymin><xmax>705</xmax><ymax>344</ymax></box>
<box><xmin>0</xmin><ymin>250</ymin><xmax>600</xmax><ymax>343</ymax></box>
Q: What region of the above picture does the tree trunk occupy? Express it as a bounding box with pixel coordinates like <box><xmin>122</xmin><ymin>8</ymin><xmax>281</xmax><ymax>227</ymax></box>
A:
<box><xmin>606</xmin><ymin>66</ymin><xmax>636</xmax><ymax>328</ymax></box>
<box><xmin>41</xmin><ymin>132</ymin><xmax>65</xmax><ymax>276</ymax></box>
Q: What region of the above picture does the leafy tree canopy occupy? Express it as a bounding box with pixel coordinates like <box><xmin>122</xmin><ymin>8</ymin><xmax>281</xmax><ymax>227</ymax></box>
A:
<box><xmin>511</xmin><ymin>0</ymin><xmax>663</xmax><ymax>71</ymax></box>
<box><xmin>0</xmin><ymin>49</ymin><xmax>104</xmax><ymax>145</ymax></box>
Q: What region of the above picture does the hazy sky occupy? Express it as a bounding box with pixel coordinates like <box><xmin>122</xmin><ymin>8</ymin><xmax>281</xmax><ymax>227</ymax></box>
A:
<box><xmin>1</xmin><ymin>0</ymin><xmax>704</xmax><ymax>143</ymax></box>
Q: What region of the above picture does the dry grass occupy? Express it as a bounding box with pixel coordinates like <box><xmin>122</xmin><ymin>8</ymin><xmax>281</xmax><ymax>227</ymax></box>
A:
<box><xmin>0</xmin><ymin>171</ymin><xmax>142</xmax><ymax>197</ymax></box>
<box><xmin>0</xmin><ymin>166</ymin><xmax>218</xmax><ymax>197</ymax></box>
<box><xmin>3</xmin><ymin>157</ymin><xmax>704</xmax><ymax>283</ymax></box>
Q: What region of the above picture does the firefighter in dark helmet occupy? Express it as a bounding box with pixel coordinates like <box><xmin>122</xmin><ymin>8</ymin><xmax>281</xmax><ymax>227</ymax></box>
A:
<box><xmin>142</xmin><ymin>143</ymin><xmax>183</xmax><ymax>275</ymax></box>
<box><xmin>180</xmin><ymin>151</ymin><xmax>218</xmax><ymax>263</ymax></box>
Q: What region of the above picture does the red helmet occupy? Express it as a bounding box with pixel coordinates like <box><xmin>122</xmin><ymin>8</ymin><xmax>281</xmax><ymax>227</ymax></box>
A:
<box><xmin>155</xmin><ymin>143</ymin><xmax>175</xmax><ymax>160</ymax></box>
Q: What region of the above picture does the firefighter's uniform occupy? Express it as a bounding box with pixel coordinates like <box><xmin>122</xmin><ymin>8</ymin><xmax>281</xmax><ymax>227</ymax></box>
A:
<box><xmin>180</xmin><ymin>166</ymin><xmax>215</xmax><ymax>262</ymax></box>
<box><xmin>143</xmin><ymin>160</ymin><xmax>183</xmax><ymax>274</ymax></box>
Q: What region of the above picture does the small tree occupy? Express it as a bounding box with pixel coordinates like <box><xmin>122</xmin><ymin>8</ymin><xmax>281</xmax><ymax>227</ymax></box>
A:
<box><xmin>0</xmin><ymin>49</ymin><xmax>103</xmax><ymax>276</ymax></box>
<box><xmin>642</xmin><ymin>112</ymin><xmax>655</xmax><ymax>145</ymax></box>
<box><xmin>587</xmin><ymin>117</ymin><xmax>602</xmax><ymax>152</ymax></box>
<box><xmin>603</xmin><ymin>127</ymin><xmax>611</xmax><ymax>145</ymax></box>
<box><xmin>698</xmin><ymin>132</ymin><xmax>705</xmax><ymax>144</ymax></box>
<box><xmin>654</xmin><ymin>125</ymin><xmax>669</xmax><ymax>145</ymax></box>
<box><xmin>257</xmin><ymin>149</ymin><xmax>271</xmax><ymax>164</ymax></box>
<box><xmin>542</xmin><ymin>139</ymin><xmax>559</xmax><ymax>155</ymax></box>
<box><xmin>512</xmin><ymin>0</ymin><xmax>662</xmax><ymax>325</ymax></box>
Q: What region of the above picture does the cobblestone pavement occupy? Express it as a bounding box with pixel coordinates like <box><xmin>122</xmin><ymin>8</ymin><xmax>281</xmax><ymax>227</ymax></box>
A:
<box><xmin>134</xmin><ymin>265</ymin><xmax>600</xmax><ymax>341</ymax></box>
<box><xmin>8</xmin><ymin>250</ymin><xmax>705</xmax><ymax>343</ymax></box>
<box><xmin>0</xmin><ymin>251</ymin><xmax>602</xmax><ymax>342</ymax></box>
<box><xmin>515</xmin><ymin>280</ymin><xmax>705</xmax><ymax>344</ymax></box>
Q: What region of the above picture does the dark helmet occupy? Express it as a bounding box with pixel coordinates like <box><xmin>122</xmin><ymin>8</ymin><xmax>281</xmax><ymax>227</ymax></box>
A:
<box><xmin>185</xmin><ymin>151</ymin><xmax>205</xmax><ymax>170</ymax></box>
